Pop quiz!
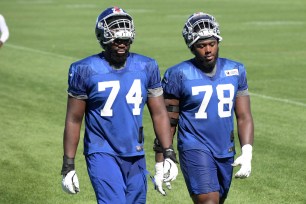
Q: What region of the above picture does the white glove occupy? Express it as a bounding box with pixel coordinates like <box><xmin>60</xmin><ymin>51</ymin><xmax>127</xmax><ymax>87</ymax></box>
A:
<box><xmin>153</xmin><ymin>162</ymin><xmax>172</xmax><ymax>196</ymax></box>
<box><xmin>232</xmin><ymin>144</ymin><xmax>253</xmax><ymax>178</ymax></box>
<box><xmin>62</xmin><ymin>170</ymin><xmax>80</xmax><ymax>194</ymax></box>
<box><xmin>163</xmin><ymin>158</ymin><xmax>178</xmax><ymax>182</ymax></box>
<box><xmin>154</xmin><ymin>162</ymin><xmax>166</xmax><ymax>195</ymax></box>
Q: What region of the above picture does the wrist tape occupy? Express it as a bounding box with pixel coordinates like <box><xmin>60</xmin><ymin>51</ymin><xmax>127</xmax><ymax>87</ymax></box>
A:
<box><xmin>61</xmin><ymin>155</ymin><xmax>75</xmax><ymax>175</ymax></box>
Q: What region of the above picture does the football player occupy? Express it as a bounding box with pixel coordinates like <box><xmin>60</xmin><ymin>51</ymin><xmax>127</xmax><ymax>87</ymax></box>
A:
<box><xmin>154</xmin><ymin>12</ymin><xmax>254</xmax><ymax>203</ymax></box>
<box><xmin>60</xmin><ymin>7</ymin><xmax>178</xmax><ymax>204</ymax></box>
<box><xmin>0</xmin><ymin>14</ymin><xmax>9</xmax><ymax>48</ymax></box>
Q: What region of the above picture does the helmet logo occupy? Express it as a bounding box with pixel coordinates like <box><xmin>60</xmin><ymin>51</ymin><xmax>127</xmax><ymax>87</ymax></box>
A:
<box><xmin>97</xmin><ymin>21</ymin><xmax>104</xmax><ymax>29</ymax></box>
<box><xmin>113</xmin><ymin>7</ymin><xmax>123</xmax><ymax>13</ymax></box>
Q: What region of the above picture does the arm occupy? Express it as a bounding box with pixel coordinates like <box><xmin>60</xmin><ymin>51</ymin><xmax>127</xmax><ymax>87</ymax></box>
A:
<box><xmin>235</xmin><ymin>95</ymin><xmax>254</xmax><ymax>147</ymax></box>
<box><xmin>61</xmin><ymin>96</ymin><xmax>86</xmax><ymax>194</ymax></box>
<box><xmin>155</xmin><ymin>98</ymin><xmax>180</xmax><ymax>162</ymax></box>
<box><xmin>232</xmin><ymin>95</ymin><xmax>254</xmax><ymax>178</ymax></box>
<box><xmin>148</xmin><ymin>95</ymin><xmax>179</xmax><ymax>195</ymax></box>
<box><xmin>63</xmin><ymin>96</ymin><xmax>86</xmax><ymax>158</ymax></box>
<box><xmin>147</xmin><ymin>95</ymin><xmax>173</xmax><ymax>152</ymax></box>
<box><xmin>151</xmin><ymin>97</ymin><xmax>180</xmax><ymax>195</ymax></box>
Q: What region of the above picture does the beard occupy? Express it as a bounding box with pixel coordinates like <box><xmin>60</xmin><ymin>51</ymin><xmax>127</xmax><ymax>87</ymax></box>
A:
<box><xmin>104</xmin><ymin>46</ymin><xmax>130</xmax><ymax>68</ymax></box>
<box><xmin>110</xmin><ymin>50</ymin><xmax>128</xmax><ymax>65</ymax></box>
<box><xmin>194</xmin><ymin>48</ymin><xmax>219</xmax><ymax>73</ymax></box>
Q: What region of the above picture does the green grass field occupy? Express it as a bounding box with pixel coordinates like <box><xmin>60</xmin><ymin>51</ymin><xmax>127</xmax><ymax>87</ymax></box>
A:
<box><xmin>1</xmin><ymin>0</ymin><xmax>306</xmax><ymax>203</ymax></box>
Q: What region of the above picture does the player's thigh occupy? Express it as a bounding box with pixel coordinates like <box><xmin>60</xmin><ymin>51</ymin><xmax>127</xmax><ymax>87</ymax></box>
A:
<box><xmin>179</xmin><ymin>149</ymin><xmax>220</xmax><ymax>195</ymax></box>
<box><xmin>215</xmin><ymin>156</ymin><xmax>234</xmax><ymax>199</ymax></box>
<box><xmin>85</xmin><ymin>153</ymin><xmax>126</xmax><ymax>204</ymax></box>
<box><xmin>125</xmin><ymin>156</ymin><xmax>147</xmax><ymax>204</ymax></box>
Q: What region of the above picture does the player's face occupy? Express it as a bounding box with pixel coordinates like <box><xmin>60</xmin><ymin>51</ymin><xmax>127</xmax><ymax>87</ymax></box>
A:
<box><xmin>192</xmin><ymin>38</ymin><xmax>219</xmax><ymax>72</ymax></box>
<box><xmin>104</xmin><ymin>38</ymin><xmax>131</xmax><ymax>67</ymax></box>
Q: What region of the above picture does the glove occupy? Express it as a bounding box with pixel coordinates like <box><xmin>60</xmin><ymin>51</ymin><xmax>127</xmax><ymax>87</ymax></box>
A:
<box><xmin>232</xmin><ymin>144</ymin><xmax>253</xmax><ymax>178</ymax></box>
<box><xmin>153</xmin><ymin>162</ymin><xmax>171</xmax><ymax>196</ymax></box>
<box><xmin>61</xmin><ymin>155</ymin><xmax>80</xmax><ymax>194</ymax></box>
<box><xmin>163</xmin><ymin>147</ymin><xmax>178</xmax><ymax>183</ymax></box>
<box><xmin>163</xmin><ymin>158</ymin><xmax>178</xmax><ymax>182</ymax></box>
<box><xmin>62</xmin><ymin>170</ymin><xmax>80</xmax><ymax>194</ymax></box>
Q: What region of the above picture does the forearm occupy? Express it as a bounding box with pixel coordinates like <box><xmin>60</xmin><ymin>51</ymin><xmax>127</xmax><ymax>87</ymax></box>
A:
<box><xmin>148</xmin><ymin>95</ymin><xmax>173</xmax><ymax>149</ymax></box>
<box><xmin>63</xmin><ymin>96</ymin><xmax>86</xmax><ymax>158</ymax></box>
<box><xmin>63</xmin><ymin>121</ymin><xmax>81</xmax><ymax>158</ymax></box>
<box><xmin>237</xmin><ymin>116</ymin><xmax>254</xmax><ymax>146</ymax></box>
<box><xmin>235</xmin><ymin>95</ymin><xmax>254</xmax><ymax>147</ymax></box>
<box><xmin>152</xmin><ymin>112</ymin><xmax>173</xmax><ymax>149</ymax></box>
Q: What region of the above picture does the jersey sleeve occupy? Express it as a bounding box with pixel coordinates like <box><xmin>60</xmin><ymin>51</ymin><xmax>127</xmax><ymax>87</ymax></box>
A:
<box><xmin>237</xmin><ymin>63</ymin><xmax>249</xmax><ymax>92</ymax></box>
<box><xmin>147</xmin><ymin>59</ymin><xmax>162</xmax><ymax>90</ymax></box>
<box><xmin>67</xmin><ymin>63</ymin><xmax>88</xmax><ymax>99</ymax></box>
<box><xmin>162</xmin><ymin>67</ymin><xmax>181</xmax><ymax>99</ymax></box>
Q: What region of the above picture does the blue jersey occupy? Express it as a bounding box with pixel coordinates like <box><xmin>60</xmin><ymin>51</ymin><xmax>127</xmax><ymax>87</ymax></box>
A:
<box><xmin>162</xmin><ymin>58</ymin><xmax>249</xmax><ymax>158</ymax></box>
<box><xmin>67</xmin><ymin>52</ymin><xmax>162</xmax><ymax>156</ymax></box>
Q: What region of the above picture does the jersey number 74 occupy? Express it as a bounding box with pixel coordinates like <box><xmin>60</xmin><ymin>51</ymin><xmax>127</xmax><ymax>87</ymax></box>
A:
<box><xmin>98</xmin><ymin>79</ymin><xmax>143</xmax><ymax>117</ymax></box>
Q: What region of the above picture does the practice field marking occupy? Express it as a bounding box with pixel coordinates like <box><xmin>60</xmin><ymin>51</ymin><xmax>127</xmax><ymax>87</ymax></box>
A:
<box><xmin>5</xmin><ymin>43</ymin><xmax>306</xmax><ymax>108</ymax></box>
<box><xmin>244</xmin><ymin>21</ymin><xmax>305</xmax><ymax>26</ymax></box>
<box><xmin>250</xmin><ymin>92</ymin><xmax>306</xmax><ymax>107</ymax></box>
<box><xmin>6</xmin><ymin>43</ymin><xmax>75</xmax><ymax>60</ymax></box>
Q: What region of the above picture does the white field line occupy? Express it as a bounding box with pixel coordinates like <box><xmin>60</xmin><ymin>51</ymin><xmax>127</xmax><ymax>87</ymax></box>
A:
<box><xmin>250</xmin><ymin>93</ymin><xmax>306</xmax><ymax>107</ymax></box>
<box><xmin>6</xmin><ymin>43</ymin><xmax>75</xmax><ymax>60</ymax></box>
<box><xmin>244</xmin><ymin>21</ymin><xmax>305</xmax><ymax>26</ymax></box>
<box><xmin>6</xmin><ymin>43</ymin><xmax>306</xmax><ymax>108</ymax></box>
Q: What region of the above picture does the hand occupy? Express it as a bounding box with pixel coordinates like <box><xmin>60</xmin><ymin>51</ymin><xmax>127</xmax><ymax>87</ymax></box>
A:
<box><xmin>163</xmin><ymin>147</ymin><xmax>178</xmax><ymax>182</ymax></box>
<box><xmin>62</xmin><ymin>170</ymin><xmax>80</xmax><ymax>194</ymax></box>
<box><xmin>61</xmin><ymin>155</ymin><xmax>79</xmax><ymax>194</ymax></box>
<box><xmin>153</xmin><ymin>162</ymin><xmax>172</xmax><ymax>196</ymax></box>
<box><xmin>163</xmin><ymin>158</ymin><xmax>178</xmax><ymax>182</ymax></box>
<box><xmin>232</xmin><ymin>144</ymin><xmax>253</xmax><ymax>178</ymax></box>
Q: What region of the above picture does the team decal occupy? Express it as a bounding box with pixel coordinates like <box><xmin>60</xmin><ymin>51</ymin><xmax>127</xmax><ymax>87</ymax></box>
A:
<box><xmin>224</xmin><ymin>68</ymin><xmax>239</xmax><ymax>76</ymax></box>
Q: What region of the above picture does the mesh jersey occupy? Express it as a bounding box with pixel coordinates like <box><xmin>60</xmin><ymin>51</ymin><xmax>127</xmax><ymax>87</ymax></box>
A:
<box><xmin>67</xmin><ymin>52</ymin><xmax>162</xmax><ymax>156</ymax></box>
<box><xmin>162</xmin><ymin>58</ymin><xmax>249</xmax><ymax>158</ymax></box>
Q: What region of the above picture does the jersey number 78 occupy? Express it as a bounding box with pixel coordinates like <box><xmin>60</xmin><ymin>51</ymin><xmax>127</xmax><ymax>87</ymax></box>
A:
<box><xmin>192</xmin><ymin>84</ymin><xmax>234</xmax><ymax>119</ymax></box>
